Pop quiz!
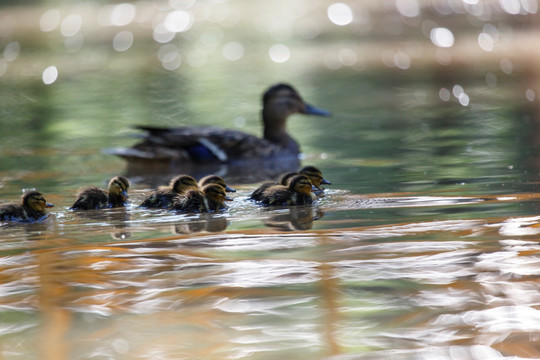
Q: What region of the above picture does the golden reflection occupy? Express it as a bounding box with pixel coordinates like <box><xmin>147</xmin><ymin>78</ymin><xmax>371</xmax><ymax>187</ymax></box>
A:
<box><xmin>263</xmin><ymin>206</ymin><xmax>324</xmax><ymax>231</ymax></box>
<box><xmin>172</xmin><ymin>214</ymin><xmax>228</xmax><ymax>234</ymax></box>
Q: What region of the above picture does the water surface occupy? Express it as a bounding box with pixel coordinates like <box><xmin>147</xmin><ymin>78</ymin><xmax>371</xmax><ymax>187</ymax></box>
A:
<box><xmin>1</xmin><ymin>1</ymin><xmax>540</xmax><ymax>359</ymax></box>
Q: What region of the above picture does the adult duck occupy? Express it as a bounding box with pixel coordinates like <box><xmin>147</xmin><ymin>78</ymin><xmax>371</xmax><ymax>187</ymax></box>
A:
<box><xmin>110</xmin><ymin>84</ymin><xmax>330</xmax><ymax>164</ymax></box>
<box><xmin>0</xmin><ymin>191</ymin><xmax>54</xmax><ymax>223</ymax></box>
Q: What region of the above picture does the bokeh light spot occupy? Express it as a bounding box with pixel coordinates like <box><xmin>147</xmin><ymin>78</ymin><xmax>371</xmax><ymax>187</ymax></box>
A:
<box><xmin>478</xmin><ymin>33</ymin><xmax>494</xmax><ymax>51</ymax></box>
<box><xmin>430</xmin><ymin>27</ymin><xmax>454</xmax><ymax>48</ymax></box>
<box><xmin>269</xmin><ymin>44</ymin><xmax>290</xmax><ymax>63</ymax></box>
<box><xmin>327</xmin><ymin>3</ymin><xmax>353</xmax><ymax>26</ymax></box>
<box><xmin>165</xmin><ymin>10</ymin><xmax>193</xmax><ymax>33</ymax></box>
<box><xmin>42</xmin><ymin>66</ymin><xmax>58</xmax><ymax>85</ymax></box>
<box><xmin>40</xmin><ymin>9</ymin><xmax>61</xmax><ymax>32</ymax></box>
<box><xmin>396</xmin><ymin>0</ymin><xmax>420</xmax><ymax>17</ymax></box>
<box><xmin>4</xmin><ymin>42</ymin><xmax>20</xmax><ymax>62</ymax></box>
<box><xmin>222</xmin><ymin>42</ymin><xmax>244</xmax><ymax>61</ymax></box>
<box><xmin>110</xmin><ymin>3</ymin><xmax>136</xmax><ymax>27</ymax></box>
<box><xmin>526</xmin><ymin>89</ymin><xmax>536</xmax><ymax>102</ymax></box>
<box><xmin>439</xmin><ymin>88</ymin><xmax>451</xmax><ymax>101</ymax></box>
<box><xmin>61</xmin><ymin>14</ymin><xmax>82</xmax><ymax>37</ymax></box>
<box><xmin>113</xmin><ymin>31</ymin><xmax>134</xmax><ymax>52</ymax></box>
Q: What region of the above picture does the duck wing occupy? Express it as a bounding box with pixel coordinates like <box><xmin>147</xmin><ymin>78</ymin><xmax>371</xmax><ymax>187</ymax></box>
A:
<box><xmin>117</xmin><ymin>125</ymin><xmax>286</xmax><ymax>163</ymax></box>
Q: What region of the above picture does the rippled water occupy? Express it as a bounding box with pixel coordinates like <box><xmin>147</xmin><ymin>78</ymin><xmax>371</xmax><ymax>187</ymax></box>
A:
<box><xmin>2</xmin><ymin>1</ymin><xmax>540</xmax><ymax>359</ymax></box>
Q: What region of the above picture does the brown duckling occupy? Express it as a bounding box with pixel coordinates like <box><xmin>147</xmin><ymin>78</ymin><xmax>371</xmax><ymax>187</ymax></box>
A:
<box><xmin>250</xmin><ymin>166</ymin><xmax>330</xmax><ymax>201</ymax></box>
<box><xmin>0</xmin><ymin>191</ymin><xmax>54</xmax><ymax>223</ymax></box>
<box><xmin>140</xmin><ymin>174</ymin><xmax>198</xmax><ymax>208</ymax></box>
<box><xmin>71</xmin><ymin>176</ymin><xmax>130</xmax><ymax>210</ymax></box>
<box><xmin>299</xmin><ymin>166</ymin><xmax>331</xmax><ymax>191</ymax></box>
<box><xmin>198</xmin><ymin>174</ymin><xmax>236</xmax><ymax>192</ymax></box>
<box><xmin>110</xmin><ymin>83</ymin><xmax>330</xmax><ymax>164</ymax></box>
<box><xmin>250</xmin><ymin>172</ymin><xmax>297</xmax><ymax>202</ymax></box>
<box><xmin>259</xmin><ymin>174</ymin><xmax>314</xmax><ymax>206</ymax></box>
<box><xmin>171</xmin><ymin>184</ymin><xmax>233</xmax><ymax>213</ymax></box>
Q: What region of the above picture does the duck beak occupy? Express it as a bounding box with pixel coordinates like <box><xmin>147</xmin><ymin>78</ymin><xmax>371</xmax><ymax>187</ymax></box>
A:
<box><xmin>225</xmin><ymin>186</ymin><xmax>236</xmax><ymax>193</ymax></box>
<box><xmin>46</xmin><ymin>203</ymin><xmax>54</xmax><ymax>208</ymax></box>
<box><xmin>225</xmin><ymin>196</ymin><xmax>233</xmax><ymax>201</ymax></box>
<box><xmin>321</xmin><ymin>178</ymin><xmax>332</xmax><ymax>185</ymax></box>
<box><xmin>303</xmin><ymin>103</ymin><xmax>331</xmax><ymax>117</ymax></box>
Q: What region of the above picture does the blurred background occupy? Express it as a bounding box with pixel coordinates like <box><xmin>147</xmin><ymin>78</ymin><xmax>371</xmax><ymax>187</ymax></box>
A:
<box><xmin>2</xmin><ymin>1</ymin><xmax>540</xmax><ymax>360</ymax></box>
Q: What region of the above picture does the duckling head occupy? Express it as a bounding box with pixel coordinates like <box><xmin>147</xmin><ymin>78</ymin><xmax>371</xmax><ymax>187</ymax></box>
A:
<box><xmin>170</xmin><ymin>175</ymin><xmax>198</xmax><ymax>194</ymax></box>
<box><xmin>202</xmin><ymin>184</ymin><xmax>233</xmax><ymax>205</ymax></box>
<box><xmin>299</xmin><ymin>166</ymin><xmax>331</xmax><ymax>190</ymax></box>
<box><xmin>288</xmin><ymin>174</ymin><xmax>313</xmax><ymax>196</ymax></box>
<box><xmin>279</xmin><ymin>172</ymin><xmax>298</xmax><ymax>186</ymax></box>
<box><xmin>199</xmin><ymin>175</ymin><xmax>236</xmax><ymax>192</ymax></box>
<box><xmin>22</xmin><ymin>191</ymin><xmax>54</xmax><ymax>212</ymax></box>
<box><xmin>108</xmin><ymin>176</ymin><xmax>130</xmax><ymax>202</ymax></box>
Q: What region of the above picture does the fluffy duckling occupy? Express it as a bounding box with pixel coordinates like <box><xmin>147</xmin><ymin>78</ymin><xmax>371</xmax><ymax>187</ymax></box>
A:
<box><xmin>71</xmin><ymin>176</ymin><xmax>130</xmax><ymax>210</ymax></box>
<box><xmin>259</xmin><ymin>174</ymin><xmax>314</xmax><ymax>206</ymax></box>
<box><xmin>198</xmin><ymin>174</ymin><xmax>236</xmax><ymax>192</ymax></box>
<box><xmin>299</xmin><ymin>166</ymin><xmax>331</xmax><ymax>191</ymax></box>
<box><xmin>0</xmin><ymin>191</ymin><xmax>54</xmax><ymax>223</ymax></box>
<box><xmin>249</xmin><ymin>172</ymin><xmax>297</xmax><ymax>202</ymax></box>
<box><xmin>140</xmin><ymin>174</ymin><xmax>198</xmax><ymax>209</ymax></box>
<box><xmin>250</xmin><ymin>166</ymin><xmax>330</xmax><ymax>201</ymax></box>
<box><xmin>110</xmin><ymin>83</ymin><xmax>330</xmax><ymax>164</ymax></box>
<box><xmin>171</xmin><ymin>184</ymin><xmax>232</xmax><ymax>213</ymax></box>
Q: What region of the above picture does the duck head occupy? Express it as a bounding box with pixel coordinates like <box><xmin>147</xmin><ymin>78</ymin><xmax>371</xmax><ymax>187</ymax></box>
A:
<box><xmin>170</xmin><ymin>175</ymin><xmax>199</xmax><ymax>194</ymax></box>
<box><xmin>299</xmin><ymin>166</ymin><xmax>331</xmax><ymax>190</ymax></box>
<box><xmin>287</xmin><ymin>174</ymin><xmax>313</xmax><ymax>196</ymax></box>
<box><xmin>199</xmin><ymin>175</ymin><xmax>236</xmax><ymax>192</ymax></box>
<box><xmin>22</xmin><ymin>191</ymin><xmax>54</xmax><ymax>211</ymax></box>
<box><xmin>262</xmin><ymin>84</ymin><xmax>330</xmax><ymax>146</ymax></box>
<box><xmin>108</xmin><ymin>176</ymin><xmax>130</xmax><ymax>202</ymax></box>
<box><xmin>202</xmin><ymin>184</ymin><xmax>233</xmax><ymax>207</ymax></box>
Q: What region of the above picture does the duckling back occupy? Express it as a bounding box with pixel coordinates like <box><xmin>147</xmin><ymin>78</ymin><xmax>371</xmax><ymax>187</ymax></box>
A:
<box><xmin>170</xmin><ymin>189</ymin><xmax>208</xmax><ymax>213</ymax></box>
<box><xmin>71</xmin><ymin>187</ymin><xmax>109</xmax><ymax>210</ymax></box>
<box><xmin>250</xmin><ymin>171</ymin><xmax>297</xmax><ymax>201</ymax></box>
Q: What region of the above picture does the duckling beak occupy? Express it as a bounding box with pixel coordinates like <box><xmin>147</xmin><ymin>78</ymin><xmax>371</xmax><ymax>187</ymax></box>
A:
<box><xmin>225</xmin><ymin>196</ymin><xmax>233</xmax><ymax>201</ymax></box>
<box><xmin>225</xmin><ymin>186</ymin><xmax>236</xmax><ymax>193</ymax></box>
<box><xmin>46</xmin><ymin>202</ymin><xmax>54</xmax><ymax>208</ymax></box>
<box><xmin>121</xmin><ymin>190</ymin><xmax>129</xmax><ymax>198</ymax></box>
<box><xmin>303</xmin><ymin>103</ymin><xmax>331</xmax><ymax>117</ymax></box>
<box><xmin>321</xmin><ymin>178</ymin><xmax>332</xmax><ymax>185</ymax></box>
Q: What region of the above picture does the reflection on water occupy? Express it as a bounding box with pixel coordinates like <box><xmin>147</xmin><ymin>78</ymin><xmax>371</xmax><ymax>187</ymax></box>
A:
<box><xmin>2</xmin><ymin>0</ymin><xmax>540</xmax><ymax>359</ymax></box>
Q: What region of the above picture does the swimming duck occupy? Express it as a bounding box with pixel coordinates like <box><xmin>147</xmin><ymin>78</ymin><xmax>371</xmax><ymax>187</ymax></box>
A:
<box><xmin>71</xmin><ymin>176</ymin><xmax>130</xmax><ymax>210</ymax></box>
<box><xmin>250</xmin><ymin>166</ymin><xmax>330</xmax><ymax>201</ymax></box>
<box><xmin>110</xmin><ymin>83</ymin><xmax>330</xmax><ymax>164</ymax></box>
<box><xmin>0</xmin><ymin>191</ymin><xmax>54</xmax><ymax>223</ymax></box>
<box><xmin>171</xmin><ymin>184</ymin><xmax>233</xmax><ymax>213</ymax></box>
<box><xmin>198</xmin><ymin>174</ymin><xmax>236</xmax><ymax>192</ymax></box>
<box><xmin>140</xmin><ymin>174</ymin><xmax>198</xmax><ymax>208</ymax></box>
<box><xmin>259</xmin><ymin>174</ymin><xmax>314</xmax><ymax>206</ymax></box>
